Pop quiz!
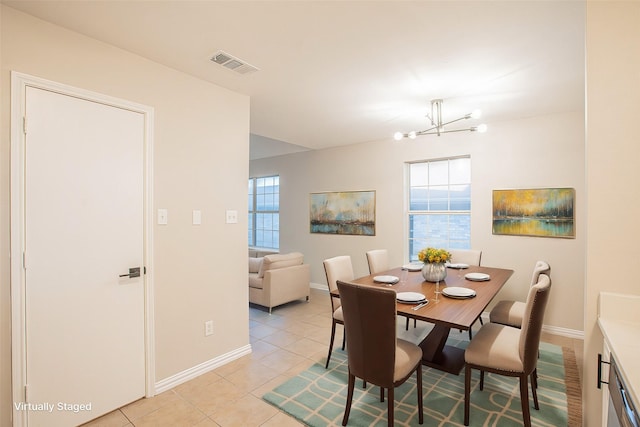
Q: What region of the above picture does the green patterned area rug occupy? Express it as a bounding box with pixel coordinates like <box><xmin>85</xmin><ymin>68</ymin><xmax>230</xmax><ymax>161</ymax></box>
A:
<box><xmin>263</xmin><ymin>339</ymin><xmax>571</xmax><ymax>426</ymax></box>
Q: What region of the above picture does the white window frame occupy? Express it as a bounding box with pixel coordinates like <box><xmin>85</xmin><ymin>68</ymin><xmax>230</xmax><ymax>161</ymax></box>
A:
<box><xmin>248</xmin><ymin>175</ymin><xmax>280</xmax><ymax>249</ymax></box>
<box><xmin>406</xmin><ymin>156</ymin><xmax>471</xmax><ymax>261</ymax></box>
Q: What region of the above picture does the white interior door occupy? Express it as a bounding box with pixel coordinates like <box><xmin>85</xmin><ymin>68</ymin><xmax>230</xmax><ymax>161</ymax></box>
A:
<box><xmin>24</xmin><ymin>86</ymin><xmax>146</xmax><ymax>426</ymax></box>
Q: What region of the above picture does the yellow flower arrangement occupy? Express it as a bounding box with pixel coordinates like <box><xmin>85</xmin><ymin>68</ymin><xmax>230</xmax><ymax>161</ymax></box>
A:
<box><xmin>417</xmin><ymin>247</ymin><xmax>451</xmax><ymax>264</ymax></box>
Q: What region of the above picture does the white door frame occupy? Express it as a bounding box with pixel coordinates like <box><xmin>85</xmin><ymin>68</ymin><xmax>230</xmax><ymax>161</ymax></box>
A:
<box><xmin>10</xmin><ymin>71</ymin><xmax>156</xmax><ymax>426</ymax></box>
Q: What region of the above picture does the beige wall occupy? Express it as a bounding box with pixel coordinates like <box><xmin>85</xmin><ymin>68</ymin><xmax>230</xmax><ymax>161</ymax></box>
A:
<box><xmin>251</xmin><ymin>111</ymin><xmax>585</xmax><ymax>333</ymax></box>
<box><xmin>1</xmin><ymin>6</ymin><xmax>249</xmax><ymax>426</ymax></box>
<box><xmin>585</xmin><ymin>2</ymin><xmax>640</xmax><ymax>424</ymax></box>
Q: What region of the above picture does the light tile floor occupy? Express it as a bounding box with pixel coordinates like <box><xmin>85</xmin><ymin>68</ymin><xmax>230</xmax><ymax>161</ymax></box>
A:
<box><xmin>83</xmin><ymin>287</ymin><xmax>583</xmax><ymax>427</ymax></box>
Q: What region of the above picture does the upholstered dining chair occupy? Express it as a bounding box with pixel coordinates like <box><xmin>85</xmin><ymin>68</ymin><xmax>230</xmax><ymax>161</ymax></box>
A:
<box><xmin>365</xmin><ymin>249</ymin><xmax>389</xmax><ymax>274</ymax></box>
<box><xmin>449</xmin><ymin>249</ymin><xmax>482</xmax><ymax>266</ymax></box>
<box><xmin>336</xmin><ymin>280</ymin><xmax>424</xmax><ymax>427</ymax></box>
<box><xmin>323</xmin><ymin>255</ymin><xmax>355</xmax><ymax>369</ymax></box>
<box><xmin>449</xmin><ymin>249</ymin><xmax>483</xmax><ymax>339</ymax></box>
<box><xmin>464</xmin><ymin>273</ymin><xmax>551</xmax><ymax>427</ymax></box>
<box><xmin>490</xmin><ymin>260</ymin><xmax>551</xmax><ymax>328</ymax></box>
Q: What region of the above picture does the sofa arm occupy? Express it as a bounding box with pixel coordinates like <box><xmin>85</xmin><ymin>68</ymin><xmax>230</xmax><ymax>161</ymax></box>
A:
<box><xmin>262</xmin><ymin>264</ymin><xmax>311</xmax><ymax>308</ymax></box>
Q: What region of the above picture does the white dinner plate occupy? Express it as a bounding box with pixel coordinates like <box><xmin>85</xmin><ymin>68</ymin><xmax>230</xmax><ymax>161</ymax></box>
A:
<box><xmin>402</xmin><ymin>262</ymin><xmax>424</xmax><ymax>272</ymax></box>
<box><xmin>465</xmin><ymin>272</ymin><xmax>491</xmax><ymax>281</ymax></box>
<box><xmin>446</xmin><ymin>262</ymin><xmax>470</xmax><ymax>269</ymax></box>
<box><xmin>396</xmin><ymin>292</ymin><xmax>427</xmax><ymax>303</ymax></box>
<box><xmin>373</xmin><ymin>275</ymin><xmax>399</xmax><ymax>284</ymax></box>
<box><xmin>442</xmin><ymin>287</ymin><xmax>476</xmax><ymax>298</ymax></box>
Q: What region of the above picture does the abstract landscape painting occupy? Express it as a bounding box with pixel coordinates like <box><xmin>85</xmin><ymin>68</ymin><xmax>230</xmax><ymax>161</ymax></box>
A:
<box><xmin>492</xmin><ymin>188</ymin><xmax>575</xmax><ymax>238</ymax></box>
<box><xmin>310</xmin><ymin>191</ymin><xmax>375</xmax><ymax>235</ymax></box>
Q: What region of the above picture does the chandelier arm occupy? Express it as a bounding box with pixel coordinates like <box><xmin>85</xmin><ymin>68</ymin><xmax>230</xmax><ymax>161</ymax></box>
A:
<box><xmin>415</xmin><ymin>125</ymin><xmax>440</xmax><ymax>135</ymax></box>
<box><xmin>439</xmin><ymin>115</ymin><xmax>473</xmax><ymax>128</ymax></box>
<box><xmin>438</xmin><ymin>127</ymin><xmax>476</xmax><ymax>134</ymax></box>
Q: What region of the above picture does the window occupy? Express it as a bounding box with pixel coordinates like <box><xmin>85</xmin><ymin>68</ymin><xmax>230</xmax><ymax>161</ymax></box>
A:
<box><xmin>407</xmin><ymin>157</ymin><xmax>471</xmax><ymax>261</ymax></box>
<box><xmin>248</xmin><ymin>175</ymin><xmax>280</xmax><ymax>249</ymax></box>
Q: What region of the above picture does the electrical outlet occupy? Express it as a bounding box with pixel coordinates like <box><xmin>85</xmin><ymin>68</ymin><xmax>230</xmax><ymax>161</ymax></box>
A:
<box><xmin>205</xmin><ymin>320</ymin><xmax>213</xmax><ymax>336</ymax></box>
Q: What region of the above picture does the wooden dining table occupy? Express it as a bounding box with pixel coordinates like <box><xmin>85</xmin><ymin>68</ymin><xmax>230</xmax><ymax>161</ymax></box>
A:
<box><xmin>333</xmin><ymin>264</ymin><xmax>513</xmax><ymax>375</ymax></box>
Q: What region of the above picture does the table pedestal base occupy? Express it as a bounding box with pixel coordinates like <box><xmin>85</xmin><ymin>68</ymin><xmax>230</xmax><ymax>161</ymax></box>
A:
<box><xmin>419</xmin><ymin>324</ymin><xmax>466</xmax><ymax>375</ymax></box>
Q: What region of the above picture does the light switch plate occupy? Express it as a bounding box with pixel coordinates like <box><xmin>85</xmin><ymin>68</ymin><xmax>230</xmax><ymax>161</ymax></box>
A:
<box><xmin>226</xmin><ymin>209</ymin><xmax>238</xmax><ymax>224</ymax></box>
<box><xmin>158</xmin><ymin>209</ymin><xmax>168</xmax><ymax>225</ymax></box>
<box><xmin>192</xmin><ymin>210</ymin><xmax>201</xmax><ymax>225</ymax></box>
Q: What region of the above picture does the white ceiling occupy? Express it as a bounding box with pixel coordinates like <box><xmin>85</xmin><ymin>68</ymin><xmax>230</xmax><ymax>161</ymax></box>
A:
<box><xmin>4</xmin><ymin>1</ymin><xmax>585</xmax><ymax>158</ymax></box>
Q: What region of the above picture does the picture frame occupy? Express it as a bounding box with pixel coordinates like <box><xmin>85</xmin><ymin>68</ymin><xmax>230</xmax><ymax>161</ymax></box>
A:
<box><xmin>492</xmin><ymin>188</ymin><xmax>575</xmax><ymax>238</ymax></box>
<box><xmin>310</xmin><ymin>190</ymin><xmax>375</xmax><ymax>236</ymax></box>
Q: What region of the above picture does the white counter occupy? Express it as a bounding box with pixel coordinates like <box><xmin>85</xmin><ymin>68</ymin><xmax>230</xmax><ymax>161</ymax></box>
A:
<box><xmin>598</xmin><ymin>292</ymin><xmax>640</xmax><ymax>410</ymax></box>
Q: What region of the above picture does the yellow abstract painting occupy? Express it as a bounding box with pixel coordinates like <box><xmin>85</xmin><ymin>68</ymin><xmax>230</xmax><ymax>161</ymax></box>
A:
<box><xmin>492</xmin><ymin>188</ymin><xmax>575</xmax><ymax>238</ymax></box>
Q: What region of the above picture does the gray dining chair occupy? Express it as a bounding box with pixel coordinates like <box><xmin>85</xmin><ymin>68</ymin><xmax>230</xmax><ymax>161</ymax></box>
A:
<box><xmin>337</xmin><ymin>280</ymin><xmax>423</xmax><ymax>427</ymax></box>
<box><xmin>464</xmin><ymin>273</ymin><xmax>551</xmax><ymax>427</ymax></box>
<box><xmin>323</xmin><ymin>255</ymin><xmax>354</xmax><ymax>369</ymax></box>
<box><xmin>490</xmin><ymin>261</ymin><xmax>551</xmax><ymax>328</ymax></box>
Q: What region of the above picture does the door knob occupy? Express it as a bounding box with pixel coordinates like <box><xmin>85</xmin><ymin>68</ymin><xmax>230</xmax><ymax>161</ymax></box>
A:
<box><xmin>119</xmin><ymin>267</ymin><xmax>141</xmax><ymax>278</ymax></box>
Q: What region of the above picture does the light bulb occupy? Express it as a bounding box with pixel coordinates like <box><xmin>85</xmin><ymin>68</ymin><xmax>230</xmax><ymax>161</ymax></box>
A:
<box><xmin>477</xmin><ymin>124</ymin><xmax>488</xmax><ymax>133</ymax></box>
<box><xmin>393</xmin><ymin>132</ymin><xmax>404</xmax><ymax>141</ymax></box>
<box><xmin>408</xmin><ymin>131</ymin><xmax>417</xmax><ymax>139</ymax></box>
<box><xmin>470</xmin><ymin>109</ymin><xmax>482</xmax><ymax>119</ymax></box>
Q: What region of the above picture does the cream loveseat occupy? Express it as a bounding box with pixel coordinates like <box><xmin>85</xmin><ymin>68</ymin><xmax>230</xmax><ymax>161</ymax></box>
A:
<box><xmin>248</xmin><ymin>252</ymin><xmax>310</xmax><ymax>313</ymax></box>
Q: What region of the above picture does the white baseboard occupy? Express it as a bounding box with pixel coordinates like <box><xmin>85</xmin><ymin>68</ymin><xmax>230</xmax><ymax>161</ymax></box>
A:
<box><xmin>541</xmin><ymin>324</ymin><xmax>584</xmax><ymax>340</ymax></box>
<box><xmin>310</xmin><ymin>282</ymin><xmax>326</xmax><ymax>291</ymax></box>
<box><xmin>154</xmin><ymin>344</ymin><xmax>252</xmax><ymax>394</ymax></box>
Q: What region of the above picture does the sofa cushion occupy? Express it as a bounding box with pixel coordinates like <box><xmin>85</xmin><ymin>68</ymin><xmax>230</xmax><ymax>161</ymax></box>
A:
<box><xmin>249</xmin><ymin>257</ymin><xmax>262</xmax><ymax>274</ymax></box>
<box><xmin>258</xmin><ymin>252</ymin><xmax>304</xmax><ymax>278</ymax></box>
<box><xmin>249</xmin><ymin>273</ymin><xmax>263</xmax><ymax>289</ymax></box>
<box><xmin>249</xmin><ymin>248</ymin><xmax>279</xmax><ymax>258</ymax></box>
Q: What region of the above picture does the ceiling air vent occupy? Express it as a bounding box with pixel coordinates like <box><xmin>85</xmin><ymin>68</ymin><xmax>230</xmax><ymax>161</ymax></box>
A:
<box><xmin>210</xmin><ymin>50</ymin><xmax>259</xmax><ymax>75</ymax></box>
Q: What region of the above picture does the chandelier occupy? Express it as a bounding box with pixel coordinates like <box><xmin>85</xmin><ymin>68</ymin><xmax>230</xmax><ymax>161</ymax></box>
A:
<box><xmin>394</xmin><ymin>99</ymin><xmax>487</xmax><ymax>140</ymax></box>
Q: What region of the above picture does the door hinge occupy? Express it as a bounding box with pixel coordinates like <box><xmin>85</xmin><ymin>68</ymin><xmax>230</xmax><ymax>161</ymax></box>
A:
<box><xmin>24</xmin><ymin>384</ymin><xmax>28</xmax><ymax>402</ymax></box>
<box><xmin>23</xmin><ymin>116</ymin><xmax>27</xmax><ymax>135</ymax></box>
<box><xmin>22</xmin><ymin>252</ymin><xmax>26</xmax><ymax>270</ymax></box>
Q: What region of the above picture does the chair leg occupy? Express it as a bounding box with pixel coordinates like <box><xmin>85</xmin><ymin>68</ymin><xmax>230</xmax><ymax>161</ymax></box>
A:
<box><xmin>530</xmin><ymin>372</ymin><xmax>540</xmax><ymax>410</ymax></box>
<box><xmin>479</xmin><ymin>370</ymin><xmax>485</xmax><ymax>390</ymax></box>
<box><xmin>342</xmin><ymin>373</ymin><xmax>355</xmax><ymax>426</ymax></box>
<box><xmin>416</xmin><ymin>364</ymin><xmax>424</xmax><ymax>424</ymax></box>
<box><xmin>325</xmin><ymin>321</ymin><xmax>336</xmax><ymax>369</ymax></box>
<box><xmin>532</xmin><ymin>367</ymin><xmax>538</xmax><ymax>389</ymax></box>
<box><xmin>342</xmin><ymin>329</ymin><xmax>346</xmax><ymax>350</ymax></box>
<box><xmin>464</xmin><ymin>365</ymin><xmax>472</xmax><ymax>426</ymax></box>
<box><xmin>380</xmin><ymin>387</ymin><xmax>384</xmax><ymax>402</ymax></box>
<box><xmin>387</xmin><ymin>387</ymin><xmax>394</xmax><ymax>427</ymax></box>
<box><xmin>519</xmin><ymin>374</ymin><xmax>532</xmax><ymax>427</ymax></box>
<box><xmin>405</xmin><ymin>316</ymin><xmax>417</xmax><ymax>330</ymax></box>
